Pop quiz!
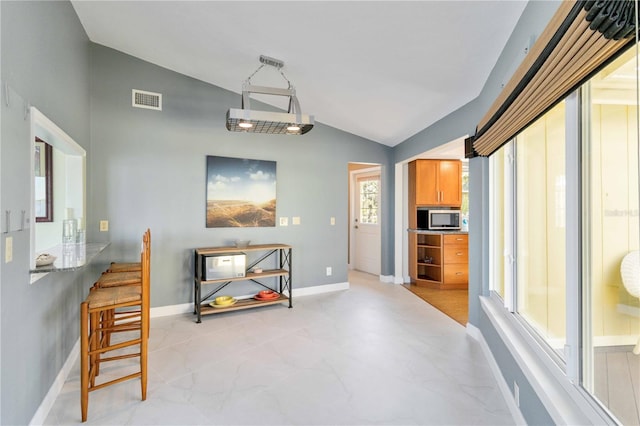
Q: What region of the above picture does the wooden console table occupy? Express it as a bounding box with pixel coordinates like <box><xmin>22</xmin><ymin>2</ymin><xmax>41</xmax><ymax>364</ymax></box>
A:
<box><xmin>193</xmin><ymin>244</ymin><xmax>292</xmax><ymax>323</ymax></box>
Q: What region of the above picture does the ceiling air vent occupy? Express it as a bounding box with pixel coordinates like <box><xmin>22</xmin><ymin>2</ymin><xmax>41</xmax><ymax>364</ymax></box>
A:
<box><xmin>132</xmin><ymin>89</ymin><xmax>162</xmax><ymax>111</ymax></box>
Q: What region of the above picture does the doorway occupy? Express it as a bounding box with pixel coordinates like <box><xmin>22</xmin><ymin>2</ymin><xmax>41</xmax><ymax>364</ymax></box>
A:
<box><xmin>395</xmin><ymin>137</ymin><xmax>469</xmax><ymax>324</ymax></box>
<box><xmin>349</xmin><ymin>163</ymin><xmax>381</xmax><ymax>276</ymax></box>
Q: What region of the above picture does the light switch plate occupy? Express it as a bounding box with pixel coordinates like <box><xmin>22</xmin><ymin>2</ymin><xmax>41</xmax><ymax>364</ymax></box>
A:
<box><xmin>279</xmin><ymin>217</ymin><xmax>288</xmax><ymax>226</ymax></box>
<box><xmin>100</xmin><ymin>220</ymin><xmax>109</xmax><ymax>232</ymax></box>
<box><xmin>330</xmin><ymin>217</ymin><xmax>336</xmax><ymax>225</ymax></box>
<box><xmin>5</xmin><ymin>236</ymin><xmax>13</xmax><ymax>263</ymax></box>
<box><xmin>292</xmin><ymin>217</ymin><xmax>300</xmax><ymax>225</ymax></box>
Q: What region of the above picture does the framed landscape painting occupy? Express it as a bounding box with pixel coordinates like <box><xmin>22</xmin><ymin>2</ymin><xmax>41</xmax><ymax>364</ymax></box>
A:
<box><xmin>206</xmin><ymin>155</ymin><xmax>276</xmax><ymax>227</ymax></box>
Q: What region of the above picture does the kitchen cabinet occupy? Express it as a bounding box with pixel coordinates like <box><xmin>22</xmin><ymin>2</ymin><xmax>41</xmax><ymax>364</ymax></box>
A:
<box><xmin>409</xmin><ymin>232</ymin><xmax>468</xmax><ymax>289</ymax></box>
<box><xmin>409</xmin><ymin>159</ymin><xmax>462</xmax><ymax>207</ymax></box>
<box><xmin>193</xmin><ymin>244</ymin><xmax>292</xmax><ymax>323</ymax></box>
<box><xmin>442</xmin><ymin>234</ymin><xmax>468</xmax><ymax>288</ymax></box>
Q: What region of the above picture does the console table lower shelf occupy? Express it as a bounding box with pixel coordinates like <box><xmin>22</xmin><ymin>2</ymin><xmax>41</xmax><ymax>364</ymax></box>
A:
<box><xmin>193</xmin><ymin>244</ymin><xmax>292</xmax><ymax>323</ymax></box>
<box><xmin>199</xmin><ymin>294</ymin><xmax>290</xmax><ymax>316</ymax></box>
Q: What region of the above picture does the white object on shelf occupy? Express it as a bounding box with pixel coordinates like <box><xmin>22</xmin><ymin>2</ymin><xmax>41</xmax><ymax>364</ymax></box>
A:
<box><xmin>35</xmin><ymin>253</ymin><xmax>56</xmax><ymax>267</ymax></box>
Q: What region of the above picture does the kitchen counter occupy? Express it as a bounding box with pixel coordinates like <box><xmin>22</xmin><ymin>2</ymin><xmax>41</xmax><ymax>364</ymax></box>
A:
<box><xmin>407</xmin><ymin>229</ymin><xmax>468</xmax><ymax>234</ymax></box>
<box><xmin>30</xmin><ymin>242</ymin><xmax>110</xmax><ymax>274</ymax></box>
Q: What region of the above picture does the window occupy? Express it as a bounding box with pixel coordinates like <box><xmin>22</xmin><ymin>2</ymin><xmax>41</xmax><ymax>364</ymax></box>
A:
<box><xmin>460</xmin><ymin>161</ymin><xmax>470</xmax><ymax>232</ymax></box>
<box><xmin>489</xmin><ymin>45</ymin><xmax>639</xmax><ymax>424</ymax></box>
<box><xmin>515</xmin><ymin>101</ymin><xmax>567</xmax><ymax>355</ymax></box>
<box><xmin>582</xmin><ymin>47</ymin><xmax>639</xmax><ymax>423</ymax></box>
<box><xmin>489</xmin><ymin>143</ymin><xmax>511</xmax><ymax>301</ymax></box>
<box><xmin>358</xmin><ymin>177</ymin><xmax>379</xmax><ymax>225</ymax></box>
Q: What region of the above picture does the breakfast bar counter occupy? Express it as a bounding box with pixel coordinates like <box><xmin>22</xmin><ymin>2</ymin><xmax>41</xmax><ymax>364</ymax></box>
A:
<box><xmin>30</xmin><ymin>242</ymin><xmax>110</xmax><ymax>274</ymax></box>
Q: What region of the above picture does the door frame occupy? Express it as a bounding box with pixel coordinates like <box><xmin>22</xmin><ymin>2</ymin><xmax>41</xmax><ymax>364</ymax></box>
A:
<box><xmin>394</xmin><ymin>136</ymin><xmax>469</xmax><ymax>284</ymax></box>
<box><xmin>349</xmin><ymin>165</ymin><xmax>382</xmax><ymax>274</ymax></box>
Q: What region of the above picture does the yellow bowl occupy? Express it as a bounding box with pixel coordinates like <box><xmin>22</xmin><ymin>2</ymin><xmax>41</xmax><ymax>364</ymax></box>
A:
<box><xmin>215</xmin><ymin>296</ymin><xmax>234</xmax><ymax>306</ymax></box>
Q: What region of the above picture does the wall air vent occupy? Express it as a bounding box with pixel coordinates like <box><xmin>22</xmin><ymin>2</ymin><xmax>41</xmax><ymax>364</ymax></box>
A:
<box><xmin>132</xmin><ymin>89</ymin><xmax>162</xmax><ymax>111</ymax></box>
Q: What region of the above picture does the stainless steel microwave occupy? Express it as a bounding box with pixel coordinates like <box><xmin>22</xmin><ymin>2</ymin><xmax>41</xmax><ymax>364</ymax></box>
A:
<box><xmin>203</xmin><ymin>253</ymin><xmax>246</xmax><ymax>280</ymax></box>
<box><xmin>417</xmin><ymin>209</ymin><xmax>461</xmax><ymax>230</ymax></box>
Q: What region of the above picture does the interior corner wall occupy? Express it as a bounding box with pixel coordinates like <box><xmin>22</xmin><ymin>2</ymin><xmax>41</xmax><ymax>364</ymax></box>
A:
<box><xmin>88</xmin><ymin>43</ymin><xmax>393</xmax><ymax>309</ymax></box>
<box><xmin>1</xmin><ymin>1</ymin><xmax>93</xmax><ymax>425</ymax></box>
<box><xmin>391</xmin><ymin>0</ymin><xmax>563</xmax><ymax>323</ymax></box>
<box><xmin>392</xmin><ymin>0</ymin><xmax>562</xmax><ymax>167</ymax></box>
<box><xmin>391</xmin><ymin>0</ymin><xmax>563</xmax><ymax>423</ymax></box>
<box><xmin>468</xmin><ymin>156</ymin><xmax>489</xmax><ymax>327</ymax></box>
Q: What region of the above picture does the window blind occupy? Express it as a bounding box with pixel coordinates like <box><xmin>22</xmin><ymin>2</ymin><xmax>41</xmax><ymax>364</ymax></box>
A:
<box><xmin>470</xmin><ymin>0</ymin><xmax>636</xmax><ymax>157</ymax></box>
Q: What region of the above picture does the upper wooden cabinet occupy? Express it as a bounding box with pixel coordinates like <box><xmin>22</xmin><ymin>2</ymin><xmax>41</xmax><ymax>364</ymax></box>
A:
<box><xmin>409</xmin><ymin>159</ymin><xmax>462</xmax><ymax>207</ymax></box>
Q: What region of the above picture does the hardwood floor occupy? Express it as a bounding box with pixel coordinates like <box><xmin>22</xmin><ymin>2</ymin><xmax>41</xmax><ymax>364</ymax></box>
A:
<box><xmin>594</xmin><ymin>345</ymin><xmax>640</xmax><ymax>425</ymax></box>
<box><xmin>402</xmin><ymin>283</ymin><xmax>468</xmax><ymax>326</ymax></box>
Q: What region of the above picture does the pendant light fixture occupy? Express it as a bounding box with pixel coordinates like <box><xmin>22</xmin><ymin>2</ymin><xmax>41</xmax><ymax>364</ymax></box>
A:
<box><xmin>226</xmin><ymin>55</ymin><xmax>314</xmax><ymax>135</ymax></box>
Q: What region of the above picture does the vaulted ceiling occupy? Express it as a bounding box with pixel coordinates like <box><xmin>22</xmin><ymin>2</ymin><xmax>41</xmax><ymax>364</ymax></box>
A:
<box><xmin>71</xmin><ymin>1</ymin><xmax>528</xmax><ymax>147</ymax></box>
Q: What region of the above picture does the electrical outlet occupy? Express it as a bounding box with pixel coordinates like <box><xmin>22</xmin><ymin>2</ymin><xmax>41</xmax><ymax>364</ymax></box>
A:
<box><xmin>292</xmin><ymin>216</ymin><xmax>300</xmax><ymax>225</ymax></box>
<box><xmin>279</xmin><ymin>217</ymin><xmax>288</xmax><ymax>226</ymax></box>
<box><xmin>326</xmin><ymin>266</ymin><xmax>332</xmax><ymax>276</ymax></box>
<box><xmin>514</xmin><ymin>381</ymin><xmax>520</xmax><ymax>407</ymax></box>
<box><xmin>330</xmin><ymin>217</ymin><xmax>336</xmax><ymax>225</ymax></box>
<box><xmin>5</xmin><ymin>236</ymin><xmax>13</xmax><ymax>263</ymax></box>
<box><xmin>99</xmin><ymin>220</ymin><xmax>109</xmax><ymax>232</ymax></box>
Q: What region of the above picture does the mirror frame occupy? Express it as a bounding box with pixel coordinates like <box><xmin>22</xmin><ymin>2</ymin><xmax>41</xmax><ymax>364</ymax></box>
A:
<box><xmin>34</xmin><ymin>137</ymin><xmax>53</xmax><ymax>222</ymax></box>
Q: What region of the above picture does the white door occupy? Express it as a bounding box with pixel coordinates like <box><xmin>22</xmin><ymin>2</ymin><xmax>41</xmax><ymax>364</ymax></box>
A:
<box><xmin>353</xmin><ymin>171</ymin><xmax>381</xmax><ymax>275</ymax></box>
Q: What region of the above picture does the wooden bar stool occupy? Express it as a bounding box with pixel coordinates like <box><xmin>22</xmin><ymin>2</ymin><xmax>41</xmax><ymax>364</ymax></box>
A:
<box><xmin>92</xmin><ymin>230</ymin><xmax>150</xmax><ymax>345</ymax></box>
<box><xmin>80</xmin><ymin>229</ymin><xmax>150</xmax><ymax>422</ymax></box>
<box><xmin>106</xmin><ymin>262</ymin><xmax>141</xmax><ymax>273</ymax></box>
<box><xmin>92</xmin><ymin>270</ymin><xmax>142</xmax><ymax>348</ymax></box>
<box><xmin>95</xmin><ymin>270</ymin><xmax>141</xmax><ymax>288</ymax></box>
<box><xmin>105</xmin><ymin>230</ymin><xmax>151</xmax><ymax>273</ymax></box>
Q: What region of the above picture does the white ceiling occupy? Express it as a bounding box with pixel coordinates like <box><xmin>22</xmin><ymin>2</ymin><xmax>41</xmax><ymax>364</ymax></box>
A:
<box><xmin>71</xmin><ymin>1</ymin><xmax>528</xmax><ymax>147</ymax></box>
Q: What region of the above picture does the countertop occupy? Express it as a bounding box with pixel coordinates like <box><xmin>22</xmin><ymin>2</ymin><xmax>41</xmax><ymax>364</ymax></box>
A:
<box><xmin>407</xmin><ymin>229</ymin><xmax>468</xmax><ymax>234</ymax></box>
<box><xmin>31</xmin><ymin>242</ymin><xmax>110</xmax><ymax>273</ymax></box>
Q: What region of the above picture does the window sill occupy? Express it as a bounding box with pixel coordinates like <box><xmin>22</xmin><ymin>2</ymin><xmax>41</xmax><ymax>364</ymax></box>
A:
<box><xmin>480</xmin><ymin>296</ymin><xmax>617</xmax><ymax>425</ymax></box>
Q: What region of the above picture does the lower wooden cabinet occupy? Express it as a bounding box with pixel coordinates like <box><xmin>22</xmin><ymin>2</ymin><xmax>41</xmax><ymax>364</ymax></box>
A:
<box><xmin>410</xmin><ymin>232</ymin><xmax>468</xmax><ymax>289</ymax></box>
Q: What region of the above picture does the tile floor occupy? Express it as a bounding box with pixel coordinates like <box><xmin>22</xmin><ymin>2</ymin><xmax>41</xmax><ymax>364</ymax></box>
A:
<box><xmin>44</xmin><ymin>271</ymin><xmax>514</xmax><ymax>425</ymax></box>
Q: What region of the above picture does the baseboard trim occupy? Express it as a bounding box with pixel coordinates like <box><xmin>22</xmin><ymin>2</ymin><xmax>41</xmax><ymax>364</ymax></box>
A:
<box><xmin>379</xmin><ymin>274</ymin><xmax>394</xmax><ymax>284</ymax></box>
<box><xmin>617</xmin><ymin>303</ymin><xmax>640</xmax><ymax>317</ymax></box>
<box><xmin>593</xmin><ymin>333</ymin><xmax>639</xmax><ymax>347</ymax></box>
<box><xmin>29</xmin><ymin>339</ymin><xmax>80</xmax><ymax>426</ymax></box>
<box><xmin>290</xmin><ymin>281</ymin><xmax>349</xmax><ymax>296</ymax></box>
<box><xmin>151</xmin><ymin>302</ymin><xmax>193</xmax><ymax>318</ymax></box>
<box><xmin>466</xmin><ymin>323</ymin><xmax>527</xmax><ymax>426</ymax></box>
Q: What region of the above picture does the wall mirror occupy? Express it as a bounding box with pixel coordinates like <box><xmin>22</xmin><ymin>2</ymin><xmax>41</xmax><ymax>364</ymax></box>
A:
<box><xmin>34</xmin><ymin>137</ymin><xmax>53</xmax><ymax>222</ymax></box>
<box><xmin>30</xmin><ymin>107</ymin><xmax>86</xmax><ymax>270</ymax></box>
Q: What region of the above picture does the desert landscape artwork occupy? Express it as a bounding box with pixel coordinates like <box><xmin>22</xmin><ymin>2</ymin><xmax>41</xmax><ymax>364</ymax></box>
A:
<box><xmin>206</xmin><ymin>155</ymin><xmax>276</xmax><ymax>227</ymax></box>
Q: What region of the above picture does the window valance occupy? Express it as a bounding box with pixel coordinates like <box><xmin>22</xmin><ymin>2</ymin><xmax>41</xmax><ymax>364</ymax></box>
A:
<box><xmin>469</xmin><ymin>0</ymin><xmax>636</xmax><ymax>157</ymax></box>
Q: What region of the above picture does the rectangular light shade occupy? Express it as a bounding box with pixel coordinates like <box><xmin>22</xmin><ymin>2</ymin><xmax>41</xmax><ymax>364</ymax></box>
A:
<box><xmin>226</xmin><ymin>108</ymin><xmax>314</xmax><ymax>135</ymax></box>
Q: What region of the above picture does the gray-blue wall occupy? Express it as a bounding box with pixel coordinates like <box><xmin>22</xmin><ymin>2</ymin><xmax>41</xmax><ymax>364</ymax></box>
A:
<box><xmin>1</xmin><ymin>1</ymin><xmax>94</xmax><ymax>425</ymax></box>
<box><xmin>1</xmin><ymin>0</ymin><xmax>568</xmax><ymax>424</ymax></box>
<box><xmin>391</xmin><ymin>1</ymin><xmax>562</xmax><ymax>424</ymax></box>
<box><xmin>1</xmin><ymin>2</ymin><xmax>392</xmax><ymax>423</ymax></box>
<box><xmin>89</xmin><ymin>44</ymin><xmax>393</xmax><ymax>308</ymax></box>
